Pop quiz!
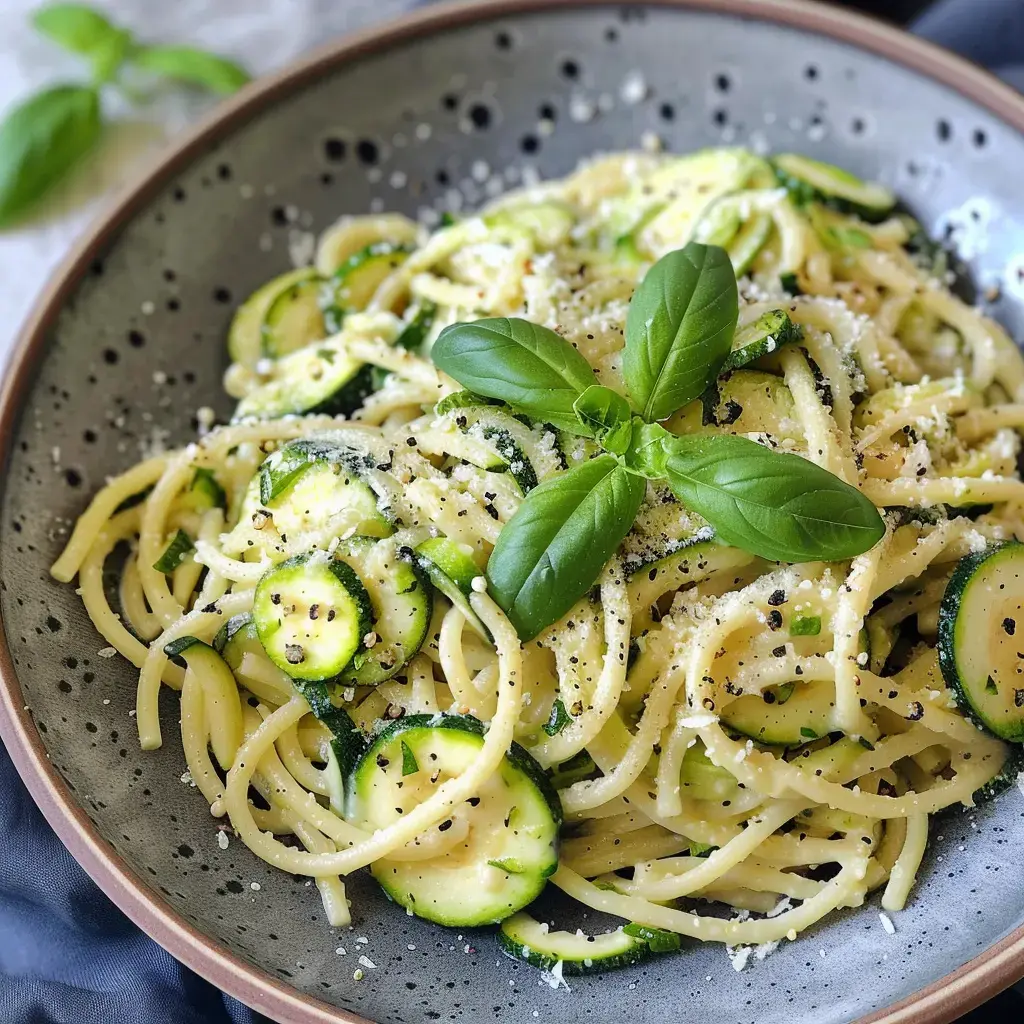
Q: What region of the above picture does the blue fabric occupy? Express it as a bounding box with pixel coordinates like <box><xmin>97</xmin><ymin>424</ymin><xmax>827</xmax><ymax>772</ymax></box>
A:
<box><xmin>2</xmin><ymin>3</ymin><xmax>1024</xmax><ymax>1022</ymax></box>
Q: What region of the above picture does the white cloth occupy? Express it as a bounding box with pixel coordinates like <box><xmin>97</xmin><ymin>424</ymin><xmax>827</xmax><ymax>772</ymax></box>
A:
<box><xmin>0</xmin><ymin>0</ymin><xmax>407</xmax><ymax>364</ymax></box>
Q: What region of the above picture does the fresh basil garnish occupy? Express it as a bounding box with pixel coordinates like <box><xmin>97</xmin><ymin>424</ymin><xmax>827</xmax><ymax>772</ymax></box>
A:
<box><xmin>664</xmin><ymin>434</ymin><xmax>885</xmax><ymax>563</ymax></box>
<box><xmin>431</xmin><ymin>317</ymin><xmax>599</xmax><ymax>433</ymax></box>
<box><xmin>486</xmin><ymin>455</ymin><xmax>645</xmax><ymax>640</ymax></box>
<box><xmin>622</xmin><ymin>242</ymin><xmax>738</xmax><ymax>422</ymax></box>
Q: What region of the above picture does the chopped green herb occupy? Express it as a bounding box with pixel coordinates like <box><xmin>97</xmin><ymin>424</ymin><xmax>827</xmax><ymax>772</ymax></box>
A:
<box><xmin>543</xmin><ymin>699</ymin><xmax>573</xmax><ymax>736</ymax></box>
<box><xmin>486</xmin><ymin>857</ymin><xmax>525</xmax><ymax>874</ymax></box>
<box><xmin>791</xmin><ymin>615</ymin><xmax>822</xmax><ymax>636</ymax></box>
<box><xmin>153</xmin><ymin>529</ymin><xmax>194</xmax><ymax>574</ymax></box>
<box><xmin>799</xmin><ymin>726</ymin><xmax>819</xmax><ymax>740</ymax></box>
<box><xmin>623</xmin><ymin>923</ymin><xmax>682</xmax><ymax>953</ymax></box>
<box><xmin>400</xmin><ymin>740</ymin><xmax>419</xmax><ymax>776</ymax></box>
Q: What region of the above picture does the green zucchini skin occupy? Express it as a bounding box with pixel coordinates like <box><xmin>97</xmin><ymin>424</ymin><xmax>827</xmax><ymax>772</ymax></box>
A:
<box><xmin>771</xmin><ymin>153</ymin><xmax>896</xmax><ymax>222</ymax></box>
<box><xmin>252</xmin><ymin>552</ymin><xmax>373</xmax><ymax>683</ymax></box>
<box><xmin>497</xmin><ymin>912</ymin><xmax>650</xmax><ymax>974</ymax></box>
<box><xmin>938</xmin><ymin>542</ymin><xmax>1024</xmax><ymax>743</ymax></box>
<box><xmin>350</xmin><ymin>714</ymin><xmax>561</xmax><ymax>927</ymax></box>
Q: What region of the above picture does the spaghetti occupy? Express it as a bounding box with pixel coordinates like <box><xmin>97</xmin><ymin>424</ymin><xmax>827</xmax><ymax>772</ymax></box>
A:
<box><xmin>52</xmin><ymin>148</ymin><xmax>1022</xmax><ymax>968</ymax></box>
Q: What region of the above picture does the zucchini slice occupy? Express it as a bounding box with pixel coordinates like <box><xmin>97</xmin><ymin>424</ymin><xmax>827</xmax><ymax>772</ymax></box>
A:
<box><xmin>233</xmin><ymin>336</ymin><xmax>374</xmax><ymax>422</ymax></box>
<box><xmin>162</xmin><ymin>636</ymin><xmax>243</xmax><ymax>770</ymax></box>
<box><xmin>228</xmin><ymin>267</ymin><xmax>318</xmax><ymax>369</ymax></box>
<box><xmin>772</xmin><ymin>153</ymin><xmax>895</xmax><ymax>221</ymax></box>
<box><xmin>693</xmin><ymin>197</ymin><xmax>773</xmax><ymax>276</ymax></box>
<box><xmin>435</xmin><ymin>401</ymin><xmax>562</xmax><ymax>493</ymax></box>
<box><xmin>253</xmin><ymin>552</ymin><xmax>373</xmax><ymax>682</ymax></box>
<box><xmin>674</xmin><ymin>370</ymin><xmax>803</xmax><ymax>444</ymax></box>
<box><xmin>723</xmin><ymin>310</ymin><xmax>804</xmax><ymax>372</ymax></box>
<box><xmin>938</xmin><ymin>542</ymin><xmax>1024</xmax><ymax>742</ymax></box>
<box><xmin>679</xmin><ymin>739</ymin><xmax>741</xmax><ymax>802</ymax></box>
<box><xmin>350</xmin><ymin>714</ymin><xmax>561</xmax><ymax>927</ymax></box>
<box><xmin>322</xmin><ymin>242</ymin><xmax>413</xmax><ymax>333</ymax></box>
<box><xmin>721</xmin><ymin>680</ymin><xmax>835</xmax><ymax>746</ymax></box>
<box><xmin>415</xmin><ymin>536</ymin><xmax>490</xmax><ymax>640</ymax></box>
<box><xmin>229</xmin><ymin>439</ymin><xmax>392</xmax><ymax>560</ymax></box>
<box><xmin>395</xmin><ymin>301</ymin><xmax>437</xmax><ymax>352</ymax></box>
<box><xmin>498</xmin><ymin>912</ymin><xmax>649</xmax><ymax>974</ymax></box>
<box><xmin>335</xmin><ymin>537</ymin><xmax>433</xmax><ymax>685</ymax></box>
<box><xmin>261</xmin><ymin>274</ymin><xmax>329</xmax><ymax>358</ymax></box>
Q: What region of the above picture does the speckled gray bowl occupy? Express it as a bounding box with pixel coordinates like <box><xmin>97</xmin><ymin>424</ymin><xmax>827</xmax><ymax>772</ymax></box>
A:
<box><xmin>3</xmin><ymin>2</ymin><xmax>1024</xmax><ymax>1022</ymax></box>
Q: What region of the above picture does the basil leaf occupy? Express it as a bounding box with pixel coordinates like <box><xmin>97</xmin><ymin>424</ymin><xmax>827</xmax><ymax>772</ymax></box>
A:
<box><xmin>431</xmin><ymin>317</ymin><xmax>599</xmax><ymax>433</ymax></box>
<box><xmin>486</xmin><ymin>455</ymin><xmax>645</xmax><ymax>640</ymax></box>
<box><xmin>619</xmin><ymin>420</ymin><xmax>675</xmax><ymax>478</ymax></box>
<box><xmin>131</xmin><ymin>45</ymin><xmax>251</xmax><ymax>95</ymax></box>
<box><xmin>0</xmin><ymin>85</ymin><xmax>101</xmax><ymax>226</ymax></box>
<box><xmin>573</xmin><ymin>385</ymin><xmax>631</xmax><ymax>442</ymax></box>
<box><xmin>573</xmin><ymin>385</ymin><xmax>631</xmax><ymax>434</ymax></box>
<box><xmin>33</xmin><ymin>3</ymin><xmax>121</xmax><ymax>53</ymax></box>
<box><xmin>33</xmin><ymin>4</ymin><xmax>133</xmax><ymax>84</ymax></box>
<box><xmin>623</xmin><ymin>242</ymin><xmax>738</xmax><ymax>422</ymax></box>
<box><xmin>664</xmin><ymin>434</ymin><xmax>885</xmax><ymax>562</ymax></box>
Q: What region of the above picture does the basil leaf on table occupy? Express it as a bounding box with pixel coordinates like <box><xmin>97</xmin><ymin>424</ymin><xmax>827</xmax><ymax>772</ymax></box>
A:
<box><xmin>132</xmin><ymin>45</ymin><xmax>251</xmax><ymax>95</ymax></box>
<box><xmin>32</xmin><ymin>3</ymin><xmax>123</xmax><ymax>56</ymax></box>
<box><xmin>663</xmin><ymin>434</ymin><xmax>885</xmax><ymax>563</ymax></box>
<box><xmin>622</xmin><ymin>242</ymin><xmax>738</xmax><ymax>422</ymax></box>
<box><xmin>0</xmin><ymin>85</ymin><xmax>101</xmax><ymax>226</ymax></box>
<box><xmin>432</xmin><ymin>317</ymin><xmax>599</xmax><ymax>433</ymax></box>
<box><xmin>486</xmin><ymin>455</ymin><xmax>646</xmax><ymax>640</ymax></box>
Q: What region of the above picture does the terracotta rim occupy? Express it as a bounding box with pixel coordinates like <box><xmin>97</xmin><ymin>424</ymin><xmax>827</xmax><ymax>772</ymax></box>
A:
<box><xmin>1</xmin><ymin>1</ymin><xmax>1023</xmax><ymax>1021</ymax></box>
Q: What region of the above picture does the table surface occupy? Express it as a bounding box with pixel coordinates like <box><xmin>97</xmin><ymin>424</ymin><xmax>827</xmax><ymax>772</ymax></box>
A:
<box><xmin>0</xmin><ymin>0</ymin><xmax>1021</xmax><ymax>1021</ymax></box>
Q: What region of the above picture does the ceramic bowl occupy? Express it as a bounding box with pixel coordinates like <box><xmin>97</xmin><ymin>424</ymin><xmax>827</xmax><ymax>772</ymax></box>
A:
<box><xmin>3</xmin><ymin>2</ymin><xmax>1024</xmax><ymax>1022</ymax></box>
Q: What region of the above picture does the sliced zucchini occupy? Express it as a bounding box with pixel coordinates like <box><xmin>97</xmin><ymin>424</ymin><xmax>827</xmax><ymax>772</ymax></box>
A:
<box><xmin>395</xmin><ymin>301</ymin><xmax>437</xmax><ymax>352</ymax></box>
<box><xmin>486</xmin><ymin>201</ymin><xmax>576</xmax><ymax>248</ymax></box>
<box><xmin>972</xmin><ymin>745</ymin><xmax>1023</xmax><ymax>803</ymax></box>
<box><xmin>335</xmin><ymin>537</ymin><xmax>432</xmax><ymax>685</ymax></box>
<box><xmin>721</xmin><ymin>680</ymin><xmax>835</xmax><ymax>746</ymax></box>
<box><xmin>938</xmin><ymin>542</ymin><xmax>1024</xmax><ymax>742</ymax></box>
<box><xmin>228</xmin><ymin>267</ymin><xmax>318</xmax><ymax>369</ymax></box>
<box><xmin>679</xmin><ymin>739</ymin><xmax>741</xmax><ymax>802</ymax></box>
<box><xmin>435</xmin><ymin>400</ymin><xmax>560</xmax><ymax>493</ymax></box>
<box><xmin>253</xmin><ymin>552</ymin><xmax>373</xmax><ymax>682</ymax></box>
<box><xmin>349</xmin><ymin>714</ymin><xmax>561</xmax><ymax>926</ymax></box>
<box><xmin>162</xmin><ymin>636</ymin><xmax>242</xmax><ymax>770</ymax></box>
<box><xmin>229</xmin><ymin>439</ymin><xmax>392</xmax><ymax>560</ymax></box>
<box><xmin>232</xmin><ymin>336</ymin><xmax>373</xmax><ymax>421</ymax></box>
<box><xmin>153</xmin><ymin>529</ymin><xmax>194</xmax><ymax>574</ymax></box>
<box><xmin>322</xmin><ymin>242</ymin><xmax>413</xmax><ymax>333</ymax></box>
<box><xmin>185</xmin><ymin>468</ymin><xmax>227</xmax><ymax>512</ymax></box>
<box><xmin>634</xmin><ymin>149</ymin><xmax>767</xmax><ymax>257</ymax></box>
<box><xmin>723</xmin><ymin>310</ymin><xmax>804</xmax><ymax>373</ymax></box>
<box><xmin>772</xmin><ymin>154</ymin><xmax>895</xmax><ymax>221</ymax></box>
<box><xmin>693</xmin><ymin>197</ymin><xmax>774</xmax><ymax>276</ymax></box>
<box><xmin>673</xmin><ymin>370</ymin><xmax>803</xmax><ymax>444</ymax></box>
<box><xmin>415</xmin><ymin>536</ymin><xmax>489</xmax><ymax>640</ymax></box>
<box><xmin>498</xmin><ymin>912</ymin><xmax>649</xmax><ymax>974</ymax></box>
<box><xmin>261</xmin><ymin>274</ymin><xmax>329</xmax><ymax>358</ymax></box>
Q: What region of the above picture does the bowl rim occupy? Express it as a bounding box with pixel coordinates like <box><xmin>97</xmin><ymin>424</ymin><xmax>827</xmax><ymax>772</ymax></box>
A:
<box><xmin>2</xmin><ymin>1</ymin><xmax>1023</xmax><ymax>1021</ymax></box>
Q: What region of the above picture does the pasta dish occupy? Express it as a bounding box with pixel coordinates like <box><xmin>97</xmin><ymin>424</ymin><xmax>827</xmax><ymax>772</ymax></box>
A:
<box><xmin>51</xmin><ymin>147</ymin><xmax>1024</xmax><ymax>974</ymax></box>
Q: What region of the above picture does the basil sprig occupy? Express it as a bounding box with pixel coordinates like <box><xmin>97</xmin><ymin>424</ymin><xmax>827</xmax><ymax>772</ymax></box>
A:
<box><xmin>0</xmin><ymin>3</ymin><xmax>250</xmax><ymax>227</ymax></box>
<box><xmin>436</xmin><ymin>241</ymin><xmax>885</xmax><ymax>640</ymax></box>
